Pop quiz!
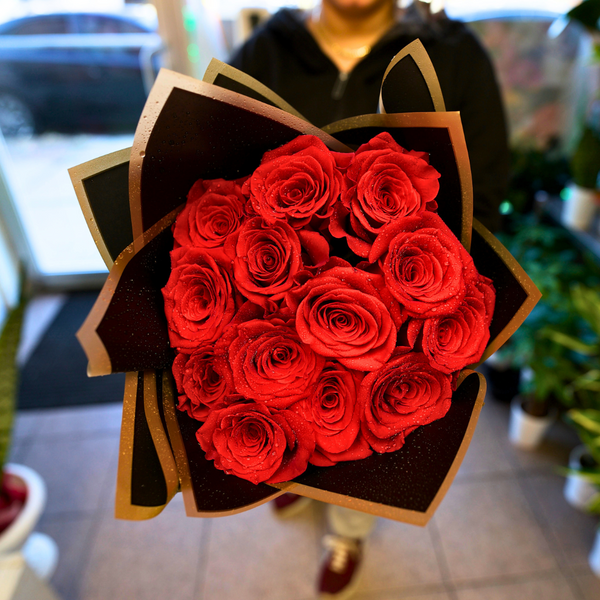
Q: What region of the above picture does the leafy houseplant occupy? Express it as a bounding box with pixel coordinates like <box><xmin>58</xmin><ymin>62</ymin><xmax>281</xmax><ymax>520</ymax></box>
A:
<box><xmin>0</xmin><ymin>299</ymin><xmax>26</xmax><ymax>534</ymax></box>
<box><xmin>495</xmin><ymin>215</ymin><xmax>600</xmax><ymax>414</ymax></box>
<box><xmin>543</xmin><ymin>285</ymin><xmax>600</xmax><ymax>408</ymax></box>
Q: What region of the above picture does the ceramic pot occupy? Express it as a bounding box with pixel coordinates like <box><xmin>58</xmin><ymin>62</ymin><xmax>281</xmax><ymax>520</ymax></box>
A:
<box><xmin>564</xmin><ymin>445</ymin><xmax>600</xmax><ymax>511</ymax></box>
<box><xmin>0</xmin><ymin>463</ymin><xmax>58</xmax><ymax>581</ymax></box>
<box><xmin>508</xmin><ymin>397</ymin><xmax>556</xmax><ymax>450</ymax></box>
<box><xmin>562</xmin><ymin>184</ymin><xmax>598</xmax><ymax>231</ymax></box>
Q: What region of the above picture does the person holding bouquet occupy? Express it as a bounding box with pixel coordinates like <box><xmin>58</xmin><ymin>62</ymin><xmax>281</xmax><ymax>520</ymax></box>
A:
<box><xmin>228</xmin><ymin>0</ymin><xmax>509</xmax><ymax>597</ymax></box>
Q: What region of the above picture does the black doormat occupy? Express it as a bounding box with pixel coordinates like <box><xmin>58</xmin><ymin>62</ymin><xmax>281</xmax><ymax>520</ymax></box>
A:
<box><xmin>18</xmin><ymin>292</ymin><xmax>126</xmax><ymax>410</ymax></box>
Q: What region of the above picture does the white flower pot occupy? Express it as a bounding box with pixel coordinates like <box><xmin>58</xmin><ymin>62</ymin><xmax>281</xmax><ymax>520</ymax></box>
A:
<box><xmin>508</xmin><ymin>397</ymin><xmax>556</xmax><ymax>450</ymax></box>
<box><xmin>563</xmin><ymin>184</ymin><xmax>598</xmax><ymax>231</ymax></box>
<box><xmin>564</xmin><ymin>445</ymin><xmax>600</xmax><ymax>511</ymax></box>
<box><xmin>590</xmin><ymin>528</ymin><xmax>600</xmax><ymax>577</ymax></box>
<box><xmin>0</xmin><ymin>464</ymin><xmax>58</xmax><ymax>581</ymax></box>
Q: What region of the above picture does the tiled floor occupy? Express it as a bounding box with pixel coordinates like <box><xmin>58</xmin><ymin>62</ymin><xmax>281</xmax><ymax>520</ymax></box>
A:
<box><xmin>9</xmin><ymin>389</ymin><xmax>600</xmax><ymax>600</ymax></box>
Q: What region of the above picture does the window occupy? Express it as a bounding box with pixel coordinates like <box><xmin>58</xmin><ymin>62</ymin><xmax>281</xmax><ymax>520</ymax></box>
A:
<box><xmin>75</xmin><ymin>15</ymin><xmax>149</xmax><ymax>35</ymax></box>
<box><xmin>1</xmin><ymin>16</ymin><xmax>70</xmax><ymax>35</ymax></box>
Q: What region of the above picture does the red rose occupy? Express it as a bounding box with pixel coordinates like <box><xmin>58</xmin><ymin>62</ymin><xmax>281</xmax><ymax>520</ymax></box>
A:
<box><xmin>173</xmin><ymin>178</ymin><xmax>246</xmax><ymax>251</ymax></box>
<box><xmin>197</xmin><ymin>402</ymin><xmax>316</xmax><ymax>484</ymax></box>
<box><xmin>215</xmin><ymin>317</ymin><xmax>326</xmax><ymax>408</ymax></box>
<box><xmin>287</xmin><ymin>266</ymin><xmax>402</xmax><ymax>371</ymax></box>
<box><xmin>419</xmin><ymin>275</ymin><xmax>496</xmax><ymax>374</ymax></box>
<box><xmin>370</xmin><ymin>212</ymin><xmax>478</xmax><ymax>318</ymax></box>
<box><xmin>172</xmin><ymin>346</ymin><xmax>230</xmax><ymax>421</ymax></box>
<box><xmin>244</xmin><ymin>135</ymin><xmax>349</xmax><ymax>228</ymax></box>
<box><xmin>162</xmin><ymin>247</ymin><xmax>237</xmax><ymax>351</ymax></box>
<box><xmin>227</xmin><ymin>216</ymin><xmax>303</xmax><ymax>307</ymax></box>
<box><xmin>360</xmin><ymin>352</ymin><xmax>452</xmax><ymax>453</ymax></box>
<box><xmin>293</xmin><ymin>361</ymin><xmax>371</xmax><ymax>465</ymax></box>
<box><xmin>330</xmin><ymin>132</ymin><xmax>440</xmax><ymax>257</ymax></box>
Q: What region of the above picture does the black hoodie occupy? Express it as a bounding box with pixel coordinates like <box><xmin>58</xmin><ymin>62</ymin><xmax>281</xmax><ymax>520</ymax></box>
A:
<box><xmin>230</xmin><ymin>9</ymin><xmax>509</xmax><ymax>231</ymax></box>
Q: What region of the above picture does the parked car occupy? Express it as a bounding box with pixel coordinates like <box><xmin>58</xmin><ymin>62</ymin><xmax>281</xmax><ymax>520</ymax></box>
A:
<box><xmin>0</xmin><ymin>12</ymin><xmax>162</xmax><ymax>136</ymax></box>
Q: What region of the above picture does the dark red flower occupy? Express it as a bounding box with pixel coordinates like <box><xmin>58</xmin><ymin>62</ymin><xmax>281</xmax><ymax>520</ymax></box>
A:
<box><xmin>360</xmin><ymin>352</ymin><xmax>452</xmax><ymax>453</ymax></box>
<box><xmin>293</xmin><ymin>361</ymin><xmax>370</xmax><ymax>465</ymax></box>
<box><xmin>244</xmin><ymin>135</ymin><xmax>349</xmax><ymax>228</ymax></box>
<box><xmin>330</xmin><ymin>132</ymin><xmax>440</xmax><ymax>257</ymax></box>
<box><xmin>197</xmin><ymin>402</ymin><xmax>315</xmax><ymax>484</ymax></box>
<box><xmin>287</xmin><ymin>266</ymin><xmax>403</xmax><ymax>371</ymax></box>
<box><xmin>162</xmin><ymin>247</ymin><xmax>237</xmax><ymax>351</ymax></box>
<box><xmin>214</xmin><ymin>316</ymin><xmax>325</xmax><ymax>408</ymax></box>
<box><xmin>419</xmin><ymin>275</ymin><xmax>496</xmax><ymax>373</ymax></box>
<box><xmin>173</xmin><ymin>178</ymin><xmax>246</xmax><ymax>251</ymax></box>
<box><xmin>172</xmin><ymin>345</ymin><xmax>230</xmax><ymax>421</ymax></box>
<box><xmin>370</xmin><ymin>212</ymin><xmax>478</xmax><ymax>318</ymax></box>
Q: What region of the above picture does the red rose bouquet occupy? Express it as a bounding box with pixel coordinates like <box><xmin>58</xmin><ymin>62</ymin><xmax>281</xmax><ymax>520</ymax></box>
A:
<box><xmin>70</xmin><ymin>41</ymin><xmax>540</xmax><ymax>524</ymax></box>
<box><xmin>164</xmin><ymin>132</ymin><xmax>496</xmax><ymax>485</ymax></box>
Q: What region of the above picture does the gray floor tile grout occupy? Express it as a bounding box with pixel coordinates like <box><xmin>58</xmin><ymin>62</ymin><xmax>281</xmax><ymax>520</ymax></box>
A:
<box><xmin>427</xmin><ymin>517</ymin><xmax>454</xmax><ymax>595</ymax></box>
<box><xmin>449</xmin><ymin>567</ymin><xmax>575</xmax><ymax>590</ymax></box>
<box><xmin>194</xmin><ymin>518</ymin><xmax>212</xmax><ymax>600</ymax></box>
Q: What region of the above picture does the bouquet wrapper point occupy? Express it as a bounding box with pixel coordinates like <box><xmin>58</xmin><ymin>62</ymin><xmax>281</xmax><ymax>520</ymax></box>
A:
<box><xmin>69</xmin><ymin>40</ymin><xmax>541</xmax><ymax>525</ymax></box>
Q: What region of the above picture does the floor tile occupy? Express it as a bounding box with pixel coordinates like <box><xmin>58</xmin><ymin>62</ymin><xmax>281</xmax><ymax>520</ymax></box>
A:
<box><xmin>17</xmin><ymin>294</ymin><xmax>67</xmax><ymax>366</ymax></box>
<box><xmin>356</xmin><ymin>519</ymin><xmax>444</xmax><ymax>593</ymax></box>
<box><xmin>203</xmin><ymin>501</ymin><xmax>321</xmax><ymax>600</ymax></box>
<box><xmin>455</xmin><ymin>572</ymin><xmax>578</xmax><ymax>600</ymax></box>
<box><xmin>36</xmin><ymin>403</ymin><xmax>123</xmax><ymax>439</ymax></box>
<box><xmin>353</xmin><ymin>590</ymin><xmax>450</xmax><ymax>600</ymax></box>
<box><xmin>80</xmin><ymin>494</ymin><xmax>204</xmax><ymax>600</ymax></box>
<box><xmin>17</xmin><ymin>436</ymin><xmax>119</xmax><ymax>515</ymax></box>
<box><xmin>12</xmin><ymin>409</ymin><xmax>48</xmax><ymax>441</ymax></box>
<box><xmin>572</xmin><ymin>565</ymin><xmax>600</xmax><ymax>600</ymax></box>
<box><xmin>434</xmin><ymin>479</ymin><xmax>557</xmax><ymax>581</ymax></box>
<box><xmin>520</xmin><ymin>473</ymin><xmax>598</xmax><ymax>567</ymax></box>
<box><xmin>456</xmin><ymin>402</ymin><xmax>515</xmax><ymax>480</ymax></box>
<box><xmin>36</xmin><ymin>513</ymin><xmax>97</xmax><ymax>600</ymax></box>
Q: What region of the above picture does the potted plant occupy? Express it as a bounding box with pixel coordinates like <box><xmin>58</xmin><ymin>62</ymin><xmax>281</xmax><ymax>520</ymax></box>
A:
<box><xmin>562</xmin><ymin>0</ymin><xmax>600</xmax><ymax>230</ymax></box>
<box><xmin>543</xmin><ymin>284</ymin><xmax>600</xmax><ymax>508</ymax></box>
<box><xmin>494</xmin><ymin>215</ymin><xmax>600</xmax><ymax>447</ymax></box>
<box><xmin>0</xmin><ymin>298</ymin><xmax>58</xmax><ymax>581</ymax></box>
<box><xmin>564</xmin><ymin>125</ymin><xmax>600</xmax><ymax>230</ymax></box>
<box><xmin>561</xmin><ymin>408</ymin><xmax>600</xmax><ymax>576</ymax></box>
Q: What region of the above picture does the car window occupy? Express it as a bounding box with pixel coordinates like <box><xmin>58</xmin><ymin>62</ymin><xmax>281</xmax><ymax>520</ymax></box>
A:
<box><xmin>1</xmin><ymin>15</ymin><xmax>70</xmax><ymax>35</ymax></box>
<box><xmin>75</xmin><ymin>15</ymin><xmax>148</xmax><ymax>34</ymax></box>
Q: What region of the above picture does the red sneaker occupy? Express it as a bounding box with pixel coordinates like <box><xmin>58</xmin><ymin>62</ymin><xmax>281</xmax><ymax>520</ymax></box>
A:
<box><xmin>318</xmin><ymin>535</ymin><xmax>363</xmax><ymax>600</ymax></box>
<box><xmin>272</xmin><ymin>493</ymin><xmax>312</xmax><ymax>518</ymax></box>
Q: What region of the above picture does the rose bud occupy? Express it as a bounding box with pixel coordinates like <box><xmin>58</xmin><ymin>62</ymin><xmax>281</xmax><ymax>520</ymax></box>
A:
<box><xmin>330</xmin><ymin>132</ymin><xmax>440</xmax><ymax>257</ymax></box>
<box><xmin>370</xmin><ymin>212</ymin><xmax>479</xmax><ymax>318</ymax></box>
<box><xmin>197</xmin><ymin>402</ymin><xmax>315</xmax><ymax>484</ymax></box>
<box><xmin>214</xmin><ymin>317</ymin><xmax>325</xmax><ymax>409</ymax></box>
<box><xmin>173</xmin><ymin>178</ymin><xmax>247</xmax><ymax>252</ymax></box>
<box><xmin>244</xmin><ymin>135</ymin><xmax>348</xmax><ymax>228</ymax></box>
<box><xmin>287</xmin><ymin>266</ymin><xmax>403</xmax><ymax>372</ymax></box>
<box><xmin>162</xmin><ymin>247</ymin><xmax>237</xmax><ymax>351</ymax></box>
<box><xmin>172</xmin><ymin>346</ymin><xmax>230</xmax><ymax>422</ymax></box>
<box><xmin>420</xmin><ymin>275</ymin><xmax>496</xmax><ymax>374</ymax></box>
<box><xmin>292</xmin><ymin>361</ymin><xmax>371</xmax><ymax>466</ymax></box>
<box><xmin>360</xmin><ymin>352</ymin><xmax>452</xmax><ymax>453</ymax></box>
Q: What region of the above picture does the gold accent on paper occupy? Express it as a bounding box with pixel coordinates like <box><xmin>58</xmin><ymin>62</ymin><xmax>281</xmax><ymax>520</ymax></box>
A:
<box><xmin>115</xmin><ymin>372</ymin><xmax>166</xmax><ymax>520</ymax></box>
<box><xmin>203</xmin><ymin>59</ymin><xmax>308</xmax><ymax>123</ymax></box>
<box><xmin>270</xmin><ymin>370</ymin><xmax>486</xmax><ymax>526</ymax></box>
<box><xmin>472</xmin><ymin>219</ymin><xmax>542</xmax><ymax>364</ymax></box>
<box><xmin>161</xmin><ymin>371</ymin><xmax>284</xmax><ymax>517</ymax></box>
<box><xmin>76</xmin><ymin>206</ymin><xmax>182</xmax><ymax>377</ymax></box>
<box><xmin>68</xmin><ymin>147</ymin><xmax>131</xmax><ymax>269</ymax></box>
<box><xmin>143</xmin><ymin>370</ymin><xmax>180</xmax><ymax>502</ymax></box>
<box><xmin>323</xmin><ymin>112</ymin><xmax>473</xmax><ymax>251</ymax></box>
<box><xmin>129</xmin><ymin>68</ymin><xmax>351</xmax><ymax>246</ymax></box>
<box><xmin>379</xmin><ymin>39</ymin><xmax>447</xmax><ymax>114</ymax></box>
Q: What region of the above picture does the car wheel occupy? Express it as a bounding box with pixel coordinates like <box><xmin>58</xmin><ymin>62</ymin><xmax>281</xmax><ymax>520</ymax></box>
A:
<box><xmin>0</xmin><ymin>92</ymin><xmax>35</xmax><ymax>138</ymax></box>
